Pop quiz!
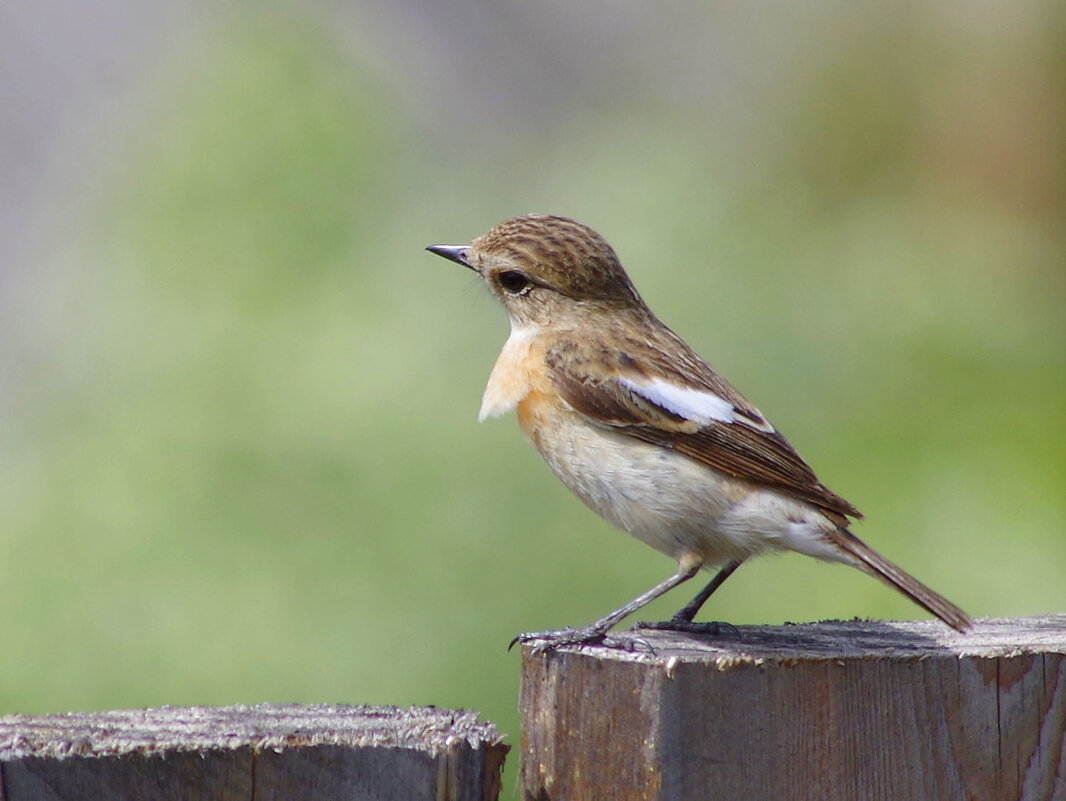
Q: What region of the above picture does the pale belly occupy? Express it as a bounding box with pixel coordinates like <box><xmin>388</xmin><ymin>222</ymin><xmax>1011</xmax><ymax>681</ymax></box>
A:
<box><xmin>518</xmin><ymin>401</ymin><xmax>761</xmax><ymax>566</ymax></box>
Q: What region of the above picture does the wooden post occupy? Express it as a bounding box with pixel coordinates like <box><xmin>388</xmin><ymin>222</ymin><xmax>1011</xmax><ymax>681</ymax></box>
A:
<box><xmin>520</xmin><ymin>615</ymin><xmax>1066</xmax><ymax>801</ymax></box>
<box><xmin>0</xmin><ymin>703</ymin><xmax>508</xmax><ymax>801</ymax></box>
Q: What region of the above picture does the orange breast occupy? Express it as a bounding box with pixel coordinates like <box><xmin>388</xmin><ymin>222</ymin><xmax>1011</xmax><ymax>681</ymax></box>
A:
<box><xmin>481</xmin><ymin>329</ymin><xmax>552</xmax><ymax>421</ymax></box>
<box><xmin>516</xmin><ymin>387</ymin><xmax>555</xmax><ymax>450</ymax></box>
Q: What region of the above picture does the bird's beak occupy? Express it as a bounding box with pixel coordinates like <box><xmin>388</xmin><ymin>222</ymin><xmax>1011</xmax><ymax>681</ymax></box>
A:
<box><xmin>426</xmin><ymin>244</ymin><xmax>476</xmax><ymax>271</ymax></box>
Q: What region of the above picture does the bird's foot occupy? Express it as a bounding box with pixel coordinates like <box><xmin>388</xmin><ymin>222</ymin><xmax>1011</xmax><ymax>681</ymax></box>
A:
<box><xmin>509</xmin><ymin>626</ymin><xmax>654</xmax><ymax>655</ymax></box>
<box><xmin>633</xmin><ymin>619</ymin><xmax>740</xmax><ymax>637</ymax></box>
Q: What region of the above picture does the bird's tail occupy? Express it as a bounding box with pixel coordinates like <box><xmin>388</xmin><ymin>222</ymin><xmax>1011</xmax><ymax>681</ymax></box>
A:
<box><xmin>826</xmin><ymin>527</ymin><xmax>973</xmax><ymax>633</ymax></box>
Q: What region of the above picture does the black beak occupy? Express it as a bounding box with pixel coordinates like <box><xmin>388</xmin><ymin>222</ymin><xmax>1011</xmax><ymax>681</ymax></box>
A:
<box><xmin>426</xmin><ymin>244</ymin><xmax>475</xmax><ymax>271</ymax></box>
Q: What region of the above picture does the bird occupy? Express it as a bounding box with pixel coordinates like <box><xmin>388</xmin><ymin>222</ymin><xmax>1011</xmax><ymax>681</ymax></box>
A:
<box><xmin>426</xmin><ymin>214</ymin><xmax>973</xmax><ymax>650</ymax></box>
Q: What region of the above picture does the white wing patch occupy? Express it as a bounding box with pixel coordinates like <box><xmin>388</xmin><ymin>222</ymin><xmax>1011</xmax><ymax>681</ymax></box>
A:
<box><xmin>622</xmin><ymin>376</ymin><xmax>776</xmax><ymax>433</ymax></box>
<box><xmin>621</xmin><ymin>377</ymin><xmax>735</xmax><ymax>425</ymax></box>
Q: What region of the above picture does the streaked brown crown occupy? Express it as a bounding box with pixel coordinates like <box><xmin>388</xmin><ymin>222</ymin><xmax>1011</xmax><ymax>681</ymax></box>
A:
<box><xmin>472</xmin><ymin>215</ymin><xmax>643</xmax><ymax>305</ymax></box>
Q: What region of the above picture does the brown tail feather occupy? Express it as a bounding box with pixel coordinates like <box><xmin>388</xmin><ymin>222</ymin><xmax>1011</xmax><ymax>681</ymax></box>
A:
<box><xmin>826</xmin><ymin>527</ymin><xmax>973</xmax><ymax>633</ymax></box>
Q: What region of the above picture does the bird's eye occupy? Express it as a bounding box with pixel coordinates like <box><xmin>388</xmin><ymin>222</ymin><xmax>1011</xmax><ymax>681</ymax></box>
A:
<box><xmin>498</xmin><ymin>271</ymin><xmax>533</xmax><ymax>296</ymax></box>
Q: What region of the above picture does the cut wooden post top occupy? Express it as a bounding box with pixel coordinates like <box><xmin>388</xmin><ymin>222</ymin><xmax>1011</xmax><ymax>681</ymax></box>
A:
<box><xmin>0</xmin><ymin>703</ymin><xmax>507</xmax><ymax>761</ymax></box>
<box><xmin>518</xmin><ymin>615</ymin><xmax>1066</xmax><ymax>801</ymax></box>
<box><xmin>521</xmin><ymin>614</ymin><xmax>1066</xmax><ymax>666</ymax></box>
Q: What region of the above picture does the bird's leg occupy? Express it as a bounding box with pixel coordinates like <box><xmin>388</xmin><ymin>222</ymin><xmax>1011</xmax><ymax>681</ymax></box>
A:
<box><xmin>511</xmin><ymin>560</ymin><xmax>702</xmax><ymax>653</ymax></box>
<box><xmin>635</xmin><ymin>558</ymin><xmax>744</xmax><ymax>635</ymax></box>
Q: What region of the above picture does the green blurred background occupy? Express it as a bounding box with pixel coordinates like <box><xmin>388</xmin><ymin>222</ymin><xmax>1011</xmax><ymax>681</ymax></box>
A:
<box><xmin>2</xmin><ymin>0</ymin><xmax>1064</xmax><ymax>790</ymax></box>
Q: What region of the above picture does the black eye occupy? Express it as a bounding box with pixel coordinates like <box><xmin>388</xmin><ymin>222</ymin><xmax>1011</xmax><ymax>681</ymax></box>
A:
<box><xmin>498</xmin><ymin>271</ymin><xmax>533</xmax><ymax>295</ymax></box>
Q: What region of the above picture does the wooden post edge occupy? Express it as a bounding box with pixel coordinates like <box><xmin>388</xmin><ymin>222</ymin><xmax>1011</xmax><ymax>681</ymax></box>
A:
<box><xmin>0</xmin><ymin>703</ymin><xmax>509</xmax><ymax>801</ymax></box>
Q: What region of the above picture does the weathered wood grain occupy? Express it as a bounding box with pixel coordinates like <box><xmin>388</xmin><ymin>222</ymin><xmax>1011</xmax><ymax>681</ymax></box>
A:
<box><xmin>520</xmin><ymin>615</ymin><xmax>1066</xmax><ymax>801</ymax></box>
<box><xmin>0</xmin><ymin>703</ymin><xmax>508</xmax><ymax>801</ymax></box>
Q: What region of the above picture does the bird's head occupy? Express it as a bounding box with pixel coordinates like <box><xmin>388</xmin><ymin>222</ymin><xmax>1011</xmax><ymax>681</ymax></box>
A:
<box><xmin>427</xmin><ymin>214</ymin><xmax>646</xmax><ymax>329</ymax></box>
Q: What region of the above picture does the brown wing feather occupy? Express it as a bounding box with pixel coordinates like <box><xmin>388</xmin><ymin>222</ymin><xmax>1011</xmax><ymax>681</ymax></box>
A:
<box><xmin>625</xmin><ymin>425</ymin><xmax>861</xmax><ymax>521</ymax></box>
<box><xmin>545</xmin><ymin>331</ymin><xmax>862</xmax><ymax>522</ymax></box>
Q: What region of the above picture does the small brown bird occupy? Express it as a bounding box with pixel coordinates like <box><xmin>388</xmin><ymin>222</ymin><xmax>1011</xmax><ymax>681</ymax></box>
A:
<box><xmin>428</xmin><ymin>214</ymin><xmax>972</xmax><ymax>650</ymax></box>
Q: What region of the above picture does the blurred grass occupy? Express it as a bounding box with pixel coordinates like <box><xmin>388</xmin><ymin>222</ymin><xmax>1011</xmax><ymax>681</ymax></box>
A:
<box><xmin>2</xmin><ymin>3</ymin><xmax>1065</xmax><ymax>793</ymax></box>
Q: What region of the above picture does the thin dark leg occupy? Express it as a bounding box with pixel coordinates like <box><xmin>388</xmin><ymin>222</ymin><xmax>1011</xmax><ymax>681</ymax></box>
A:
<box><xmin>510</xmin><ymin>562</ymin><xmax>702</xmax><ymax>653</ymax></box>
<box><xmin>672</xmin><ymin>559</ymin><xmax>744</xmax><ymax>622</ymax></box>
<box><xmin>635</xmin><ymin>559</ymin><xmax>744</xmax><ymax>633</ymax></box>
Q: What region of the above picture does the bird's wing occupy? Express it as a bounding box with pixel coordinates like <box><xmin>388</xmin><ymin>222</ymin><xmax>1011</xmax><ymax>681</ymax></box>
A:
<box><xmin>544</xmin><ymin>337</ymin><xmax>862</xmax><ymax>522</ymax></box>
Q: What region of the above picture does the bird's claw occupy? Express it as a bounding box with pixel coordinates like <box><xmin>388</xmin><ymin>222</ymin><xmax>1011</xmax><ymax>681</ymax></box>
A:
<box><xmin>510</xmin><ymin>627</ymin><xmax>655</xmax><ymax>655</ymax></box>
<box><xmin>633</xmin><ymin>619</ymin><xmax>740</xmax><ymax>637</ymax></box>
